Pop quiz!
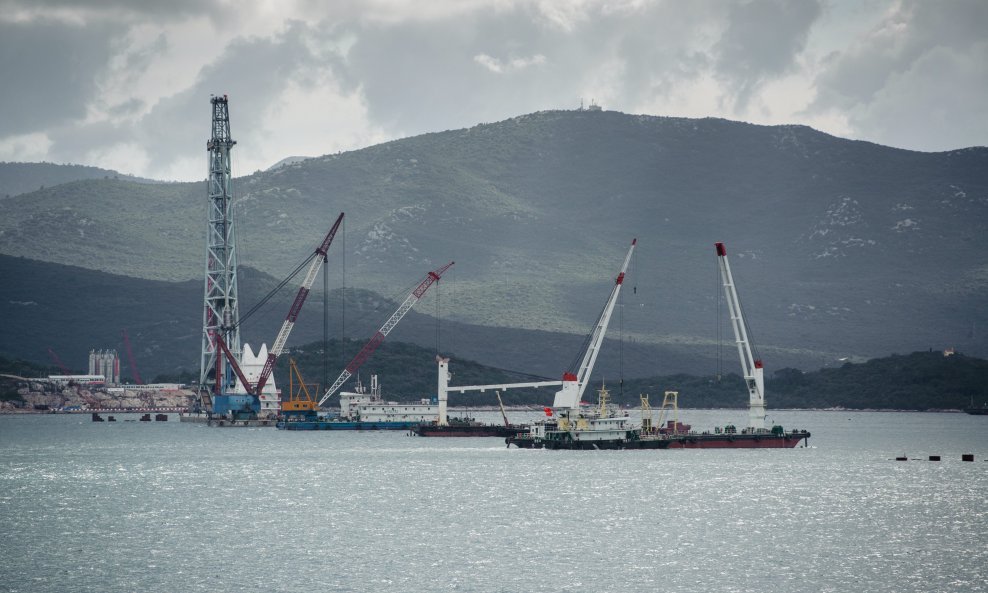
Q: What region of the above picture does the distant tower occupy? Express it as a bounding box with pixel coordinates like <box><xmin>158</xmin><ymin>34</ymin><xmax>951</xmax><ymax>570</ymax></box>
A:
<box><xmin>198</xmin><ymin>95</ymin><xmax>241</xmax><ymax>398</ymax></box>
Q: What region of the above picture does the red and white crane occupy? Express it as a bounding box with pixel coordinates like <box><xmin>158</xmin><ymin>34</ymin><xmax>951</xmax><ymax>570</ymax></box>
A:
<box><xmin>552</xmin><ymin>237</ymin><xmax>636</xmax><ymax>410</ymax></box>
<box><xmin>47</xmin><ymin>348</ymin><xmax>71</xmax><ymax>375</ymax></box>
<box><xmin>121</xmin><ymin>329</ymin><xmax>143</xmax><ymax>385</ymax></box>
<box><xmin>215</xmin><ymin>212</ymin><xmax>345</xmax><ymax>399</ymax></box>
<box><xmin>434</xmin><ymin>238</ymin><xmax>637</xmax><ymax>425</ymax></box>
<box><xmin>317</xmin><ymin>261</ymin><xmax>454</xmax><ymax>407</ymax></box>
<box><xmin>715</xmin><ymin>242</ymin><xmax>766</xmax><ymax>430</ymax></box>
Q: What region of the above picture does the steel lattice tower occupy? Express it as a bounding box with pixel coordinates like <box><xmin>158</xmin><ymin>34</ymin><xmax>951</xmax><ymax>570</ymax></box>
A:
<box><xmin>198</xmin><ymin>95</ymin><xmax>241</xmax><ymax>398</ymax></box>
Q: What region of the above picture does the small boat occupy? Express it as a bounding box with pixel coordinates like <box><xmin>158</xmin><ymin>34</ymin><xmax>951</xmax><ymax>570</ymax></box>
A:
<box><xmin>506</xmin><ymin>384</ymin><xmax>674</xmax><ymax>449</ymax></box>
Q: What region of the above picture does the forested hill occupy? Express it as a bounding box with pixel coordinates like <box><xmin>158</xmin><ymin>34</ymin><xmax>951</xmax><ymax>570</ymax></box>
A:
<box><xmin>267</xmin><ymin>347</ymin><xmax>988</xmax><ymax>411</ymax></box>
<box><xmin>0</xmin><ymin>162</ymin><xmax>160</xmax><ymax>199</ymax></box>
<box><xmin>2</xmin><ymin>110</ymin><xmax>986</xmax><ymax>373</ymax></box>
<box><xmin>626</xmin><ymin>350</ymin><xmax>988</xmax><ymax>411</ymax></box>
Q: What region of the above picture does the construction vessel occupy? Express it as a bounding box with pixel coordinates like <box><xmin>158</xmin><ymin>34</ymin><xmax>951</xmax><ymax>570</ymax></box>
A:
<box><xmin>279</xmin><ymin>372</ymin><xmax>439</xmax><ymax>430</ymax></box>
<box><xmin>505</xmin><ymin>239</ymin><xmax>645</xmax><ymax>448</ymax></box>
<box><xmin>277</xmin><ymin>262</ymin><xmax>453</xmax><ymax>430</ymax></box>
<box><xmin>507</xmin><ymin>240</ymin><xmax>810</xmax><ymax>450</ymax></box>
<box><xmin>202</xmin><ymin>210</ymin><xmax>343</xmax><ymax>425</ymax></box>
<box><xmin>656</xmin><ymin>242</ymin><xmax>809</xmax><ymax>447</ymax></box>
<box><xmin>640</xmin><ymin>390</ymin><xmax>810</xmax><ymax>449</ymax></box>
<box><xmin>183</xmin><ymin>97</ymin><xmax>346</xmax><ymax>426</ymax></box>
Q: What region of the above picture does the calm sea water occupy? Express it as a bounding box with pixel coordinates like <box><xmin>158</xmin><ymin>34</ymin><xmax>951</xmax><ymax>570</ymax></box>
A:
<box><xmin>1</xmin><ymin>410</ymin><xmax>985</xmax><ymax>593</ymax></box>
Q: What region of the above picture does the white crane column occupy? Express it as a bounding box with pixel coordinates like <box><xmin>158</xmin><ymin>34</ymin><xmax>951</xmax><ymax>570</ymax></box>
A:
<box><xmin>716</xmin><ymin>242</ymin><xmax>766</xmax><ymax>430</ymax></box>
<box><xmin>437</xmin><ymin>356</ymin><xmax>450</xmax><ymax>426</ymax></box>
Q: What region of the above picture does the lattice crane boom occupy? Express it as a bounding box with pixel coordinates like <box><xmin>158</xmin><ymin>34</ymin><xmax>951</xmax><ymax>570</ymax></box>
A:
<box><xmin>121</xmin><ymin>329</ymin><xmax>142</xmax><ymax>385</ymax></box>
<box><xmin>47</xmin><ymin>348</ymin><xmax>70</xmax><ymax>375</ymax></box>
<box><xmin>253</xmin><ymin>212</ymin><xmax>344</xmax><ymax>396</ymax></box>
<box><xmin>318</xmin><ymin>261</ymin><xmax>454</xmax><ymax>406</ymax></box>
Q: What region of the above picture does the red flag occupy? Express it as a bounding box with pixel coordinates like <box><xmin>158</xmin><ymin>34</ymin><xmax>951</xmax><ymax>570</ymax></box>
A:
<box><xmin>543</xmin><ymin>407</ymin><xmax>553</xmax><ymax>417</ymax></box>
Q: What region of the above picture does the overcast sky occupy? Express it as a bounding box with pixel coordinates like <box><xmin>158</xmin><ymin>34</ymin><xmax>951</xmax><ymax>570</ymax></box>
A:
<box><xmin>1</xmin><ymin>0</ymin><xmax>985</xmax><ymax>181</ymax></box>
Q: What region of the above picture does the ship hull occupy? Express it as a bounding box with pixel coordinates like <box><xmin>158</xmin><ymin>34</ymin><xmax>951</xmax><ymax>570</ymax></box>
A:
<box><xmin>507</xmin><ymin>430</ymin><xmax>810</xmax><ymax>449</ymax></box>
<box><xmin>179</xmin><ymin>414</ymin><xmax>277</xmax><ymax>427</ymax></box>
<box><xmin>276</xmin><ymin>420</ymin><xmax>421</xmax><ymax>431</ymax></box>
<box><xmin>666</xmin><ymin>431</ymin><xmax>810</xmax><ymax>448</ymax></box>
<box><xmin>415</xmin><ymin>424</ymin><xmax>522</xmax><ymax>437</ymax></box>
<box><xmin>506</xmin><ymin>436</ymin><xmax>672</xmax><ymax>450</ymax></box>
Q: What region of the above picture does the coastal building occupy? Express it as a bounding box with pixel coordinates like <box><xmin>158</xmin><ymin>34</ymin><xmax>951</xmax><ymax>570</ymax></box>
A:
<box><xmin>88</xmin><ymin>350</ymin><xmax>120</xmax><ymax>385</ymax></box>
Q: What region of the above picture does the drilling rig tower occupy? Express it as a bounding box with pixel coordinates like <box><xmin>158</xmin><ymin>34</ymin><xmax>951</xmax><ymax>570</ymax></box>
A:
<box><xmin>198</xmin><ymin>94</ymin><xmax>241</xmax><ymax>406</ymax></box>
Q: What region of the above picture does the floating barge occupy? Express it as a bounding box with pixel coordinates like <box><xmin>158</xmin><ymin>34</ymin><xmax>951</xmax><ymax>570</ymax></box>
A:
<box><xmin>505</xmin><ymin>418</ymin><xmax>810</xmax><ymax>450</ymax></box>
<box><xmin>277</xmin><ymin>418</ymin><xmax>422</xmax><ymax>431</ymax></box>
<box><xmin>414</xmin><ymin>418</ymin><xmax>523</xmax><ymax>437</ymax></box>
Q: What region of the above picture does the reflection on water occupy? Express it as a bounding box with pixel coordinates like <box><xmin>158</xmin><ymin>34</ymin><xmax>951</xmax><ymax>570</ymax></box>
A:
<box><xmin>1</xmin><ymin>411</ymin><xmax>985</xmax><ymax>593</ymax></box>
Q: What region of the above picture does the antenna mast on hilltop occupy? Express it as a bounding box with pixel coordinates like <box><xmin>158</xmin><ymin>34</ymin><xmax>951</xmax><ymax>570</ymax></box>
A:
<box><xmin>198</xmin><ymin>95</ymin><xmax>241</xmax><ymax>400</ymax></box>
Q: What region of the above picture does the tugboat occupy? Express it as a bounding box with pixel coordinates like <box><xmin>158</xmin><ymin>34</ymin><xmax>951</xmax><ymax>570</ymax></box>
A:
<box><xmin>506</xmin><ymin>385</ymin><xmax>674</xmax><ymax>449</ymax></box>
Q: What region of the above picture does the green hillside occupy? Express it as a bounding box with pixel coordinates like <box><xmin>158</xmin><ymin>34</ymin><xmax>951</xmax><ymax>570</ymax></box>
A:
<box><xmin>2</xmin><ymin>110</ymin><xmax>986</xmax><ymax>371</ymax></box>
<box><xmin>0</xmin><ymin>161</ymin><xmax>160</xmax><ymax>199</ymax></box>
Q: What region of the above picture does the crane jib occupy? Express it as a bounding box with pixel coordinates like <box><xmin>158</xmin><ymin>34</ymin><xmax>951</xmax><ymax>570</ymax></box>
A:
<box><xmin>318</xmin><ymin>261</ymin><xmax>455</xmax><ymax>405</ymax></box>
<box><xmin>316</xmin><ymin>213</ymin><xmax>345</xmax><ymax>257</ymax></box>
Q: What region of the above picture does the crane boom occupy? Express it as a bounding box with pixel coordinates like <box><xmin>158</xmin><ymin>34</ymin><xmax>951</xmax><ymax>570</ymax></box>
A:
<box><xmin>318</xmin><ymin>261</ymin><xmax>454</xmax><ymax>406</ymax></box>
<box><xmin>552</xmin><ymin>238</ymin><xmax>636</xmax><ymax>409</ymax></box>
<box><xmin>47</xmin><ymin>348</ymin><xmax>71</xmax><ymax>375</ymax></box>
<box><xmin>121</xmin><ymin>329</ymin><xmax>142</xmax><ymax>385</ymax></box>
<box><xmin>715</xmin><ymin>242</ymin><xmax>765</xmax><ymax>429</ymax></box>
<box><xmin>214</xmin><ymin>332</ymin><xmax>253</xmax><ymax>397</ymax></box>
<box><xmin>253</xmin><ymin>212</ymin><xmax>345</xmax><ymax>396</ymax></box>
<box><xmin>435</xmin><ymin>355</ymin><xmax>562</xmax><ymax>426</ymax></box>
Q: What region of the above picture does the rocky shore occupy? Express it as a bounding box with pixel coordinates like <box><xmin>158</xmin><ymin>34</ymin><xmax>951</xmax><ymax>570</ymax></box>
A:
<box><xmin>0</xmin><ymin>379</ymin><xmax>193</xmax><ymax>413</ymax></box>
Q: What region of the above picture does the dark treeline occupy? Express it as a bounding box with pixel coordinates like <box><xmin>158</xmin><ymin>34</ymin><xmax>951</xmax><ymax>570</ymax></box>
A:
<box><xmin>5</xmin><ymin>347</ymin><xmax>984</xmax><ymax>411</ymax></box>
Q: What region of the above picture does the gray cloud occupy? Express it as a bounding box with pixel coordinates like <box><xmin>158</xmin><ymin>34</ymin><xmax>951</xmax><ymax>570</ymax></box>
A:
<box><xmin>1</xmin><ymin>1</ymin><xmax>984</xmax><ymax>178</ymax></box>
<box><xmin>344</xmin><ymin>3</ymin><xmax>724</xmax><ymax>138</ymax></box>
<box><xmin>714</xmin><ymin>0</ymin><xmax>822</xmax><ymax>108</ymax></box>
<box><xmin>811</xmin><ymin>0</ymin><xmax>988</xmax><ymax>150</ymax></box>
<box><xmin>345</xmin><ymin>9</ymin><xmax>556</xmax><ymax>135</ymax></box>
<box><xmin>0</xmin><ymin>19</ymin><xmax>123</xmax><ymax>137</ymax></box>
<box><xmin>130</xmin><ymin>19</ymin><xmax>368</xmax><ymax>173</ymax></box>
<box><xmin>0</xmin><ymin>0</ymin><xmax>228</xmax><ymax>22</ymax></box>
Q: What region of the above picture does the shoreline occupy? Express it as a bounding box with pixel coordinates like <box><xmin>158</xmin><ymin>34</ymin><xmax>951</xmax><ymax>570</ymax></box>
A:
<box><xmin>0</xmin><ymin>406</ymin><xmax>974</xmax><ymax>416</ymax></box>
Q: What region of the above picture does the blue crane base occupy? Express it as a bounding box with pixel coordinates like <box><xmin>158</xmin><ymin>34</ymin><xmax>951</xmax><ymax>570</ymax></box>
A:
<box><xmin>211</xmin><ymin>394</ymin><xmax>260</xmax><ymax>420</ymax></box>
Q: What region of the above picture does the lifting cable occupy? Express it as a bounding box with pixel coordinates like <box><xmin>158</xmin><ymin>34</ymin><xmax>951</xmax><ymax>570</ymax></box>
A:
<box><xmin>716</xmin><ymin>253</ymin><xmax>723</xmax><ymax>381</ymax></box>
<box><xmin>236</xmin><ymin>250</ymin><xmax>316</xmax><ymax>328</ymax></box>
